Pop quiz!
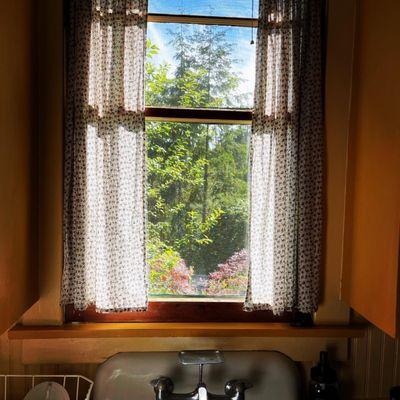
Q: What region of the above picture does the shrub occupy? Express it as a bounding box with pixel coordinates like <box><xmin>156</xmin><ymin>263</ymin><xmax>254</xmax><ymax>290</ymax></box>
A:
<box><xmin>205</xmin><ymin>249</ymin><xmax>248</xmax><ymax>296</ymax></box>
<box><xmin>148</xmin><ymin>240</ymin><xmax>196</xmax><ymax>295</ymax></box>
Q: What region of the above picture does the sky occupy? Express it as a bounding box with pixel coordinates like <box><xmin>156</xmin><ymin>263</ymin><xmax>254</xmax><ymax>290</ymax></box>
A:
<box><xmin>148</xmin><ymin>0</ymin><xmax>259</xmax><ymax>18</ymax></box>
<box><xmin>147</xmin><ymin>0</ymin><xmax>258</xmax><ymax>108</ymax></box>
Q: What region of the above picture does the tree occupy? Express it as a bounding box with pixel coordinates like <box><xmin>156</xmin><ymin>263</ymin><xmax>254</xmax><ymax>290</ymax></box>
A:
<box><xmin>146</xmin><ymin>24</ymin><xmax>250</xmax><ymax>294</ymax></box>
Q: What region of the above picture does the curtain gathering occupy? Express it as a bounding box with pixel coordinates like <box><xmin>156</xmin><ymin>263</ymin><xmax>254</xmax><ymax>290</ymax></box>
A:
<box><xmin>61</xmin><ymin>0</ymin><xmax>149</xmax><ymax>312</ymax></box>
<box><xmin>62</xmin><ymin>0</ymin><xmax>323</xmax><ymax>314</ymax></box>
<box><xmin>245</xmin><ymin>0</ymin><xmax>324</xmax><ymax>314</ymax></box>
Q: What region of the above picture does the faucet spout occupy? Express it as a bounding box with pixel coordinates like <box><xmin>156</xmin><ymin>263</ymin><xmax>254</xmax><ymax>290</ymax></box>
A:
<box><xmin>150</xmin><ymin>352</ymin><xmax>251</xmax><ymax>400</ymax></box>
<box><xmin>198</xmin><ymin>385</ymin><xmax>208</xmax><ymax>400</ymax></box>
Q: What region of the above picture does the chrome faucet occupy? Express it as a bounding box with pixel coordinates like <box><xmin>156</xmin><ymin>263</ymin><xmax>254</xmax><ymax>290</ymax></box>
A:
<box><xmin>150</xmin><ymin>351</ymin><xmax>252</xmax><ymax>400</ymax></box>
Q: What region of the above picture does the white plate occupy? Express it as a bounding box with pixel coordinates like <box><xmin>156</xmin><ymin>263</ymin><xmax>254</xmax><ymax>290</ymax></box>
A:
<box><xmin>24</xmin><ymin>381</ymin><xmax>70</xmax><ymax>400</ymax></box>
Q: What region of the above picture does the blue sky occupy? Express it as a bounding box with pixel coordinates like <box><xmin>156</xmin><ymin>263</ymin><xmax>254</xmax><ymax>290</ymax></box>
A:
<box><xmin>147</xmin><ymin>0</ymin><xmax>258</xmax><ymax>107</ymax></box>
<box><xmin>149</xmin><ymin>0</ymin><xmax>259</xmax><ymax>18</ymax></box>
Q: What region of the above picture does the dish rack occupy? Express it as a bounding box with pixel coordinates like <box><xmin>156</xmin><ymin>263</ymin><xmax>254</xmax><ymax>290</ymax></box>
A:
<box><xmin>0</xmin><ymin>374</ymin><xmax>94</xmax><ymax>400</ymax></box>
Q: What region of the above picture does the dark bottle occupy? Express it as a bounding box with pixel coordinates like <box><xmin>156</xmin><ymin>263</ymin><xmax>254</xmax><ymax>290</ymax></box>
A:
<box><xmin>390</xmin><ymin>386</ymin><xmax>400</xmax><ymax>399</ymax></box>
<box><xmin>309</xmin><ymin>351</ymin><xmax>340</xmax><ymax>400</ymax></box>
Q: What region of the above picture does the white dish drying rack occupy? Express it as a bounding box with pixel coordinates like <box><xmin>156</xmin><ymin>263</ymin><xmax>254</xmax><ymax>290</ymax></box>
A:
<box><xmin>0</xmin><ymin>374</ymin><xmax>94</xmax><ymax>400</ymax></box>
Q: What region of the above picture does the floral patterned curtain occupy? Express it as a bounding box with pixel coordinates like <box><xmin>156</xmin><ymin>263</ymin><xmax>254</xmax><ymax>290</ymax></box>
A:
<box><xmin>245</xmin><ymin>0</ymin><xmax>323</xmax><ymax>314</ymax></box>
<box><xmin>61</xmin><ymin>0</ymin><xmax>148</xmax><ymax>312</ymax></box>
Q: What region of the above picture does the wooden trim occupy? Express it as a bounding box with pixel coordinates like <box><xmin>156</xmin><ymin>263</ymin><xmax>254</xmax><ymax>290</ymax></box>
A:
<box><xmin>20</xmin><ymin>337</ymin><xmax>350</xmax><ymax>363</ymax></box>
<box><xmin>8</xmin><ymin>323</ymin><xmax>365</xmax><ymax>340</ymax></box>
<box><xmin>145</xmin><ymin>107</ymin><xmax>253</xmax><ymax>124</ymax></box>
<box><xmin>148</xmin><ymin>13</ymin><xmax>258</xmax><ymax>28</ymax></box>
<box><xmin>64</xmin><ymin>302</ymin><xmax>290</xmax><ymax>323</ymax></box>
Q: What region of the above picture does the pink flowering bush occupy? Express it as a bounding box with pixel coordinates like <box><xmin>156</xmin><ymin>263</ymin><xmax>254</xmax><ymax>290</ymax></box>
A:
<box><xmin>205</xmin><ymin>249</ymin><xmax>249</xmax><ymax>296</ymax></box>
<box><xmin>148</xmin><ymin>240</ymin><xmax>196</xmax><ymax>295</ymax></box>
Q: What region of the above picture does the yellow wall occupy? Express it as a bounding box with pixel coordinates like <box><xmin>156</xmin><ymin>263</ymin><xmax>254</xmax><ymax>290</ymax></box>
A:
<box><xmin>315</xmin><ymin>0</ymin><xmax>355</xmax><ymax>325</ymax></box>
<box><xmin>20</xmin><ymin>0</ymin><xmax>64</xmax><ymax>326</ymax></box>
<box><xmin>0</xmin><ymin>0</ymin><xmax>38</xmax><ymax>335</ymax></box>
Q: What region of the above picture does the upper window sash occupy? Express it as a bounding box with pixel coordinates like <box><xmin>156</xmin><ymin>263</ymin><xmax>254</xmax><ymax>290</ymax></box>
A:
<box><xmin>148</xmin><ymin>13</ymin><xmax>258</xmax><ymax>28</ymax></box>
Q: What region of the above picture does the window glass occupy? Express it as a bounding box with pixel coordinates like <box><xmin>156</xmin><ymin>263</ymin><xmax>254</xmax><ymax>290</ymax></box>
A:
<box><xmin>147</xmin><ymin>122</ymin><xmax>249</xmax><ymax>299</ymax></box>
<box><xmin>149</xmin><ymin>0</ymin><xmax>259</xmax><ymax>19</ymax></box>
<box><xmin>146</xmin><ymin>23</ymin><xmax>256</xmax><ymax>109</ymax></box>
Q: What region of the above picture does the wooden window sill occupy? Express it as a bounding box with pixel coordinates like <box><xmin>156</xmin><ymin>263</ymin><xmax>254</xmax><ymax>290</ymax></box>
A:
<box><xmin>8</xmin><ymin>322</ymin><xmax>365</xmax><ymax>340</ymax></box>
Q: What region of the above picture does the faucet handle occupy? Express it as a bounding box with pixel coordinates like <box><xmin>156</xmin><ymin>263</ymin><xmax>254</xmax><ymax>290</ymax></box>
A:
<box><xmin>225</xmin><ymin>380</ymin><xmax>252</xmax><ymax>400</ymax></box>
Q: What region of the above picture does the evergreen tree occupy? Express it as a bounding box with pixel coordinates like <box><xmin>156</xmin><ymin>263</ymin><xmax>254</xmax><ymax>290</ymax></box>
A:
<box><xmin>146</xmin><ymin>24</ymin><xmax>250</xmax><ymax>289</ymax></box>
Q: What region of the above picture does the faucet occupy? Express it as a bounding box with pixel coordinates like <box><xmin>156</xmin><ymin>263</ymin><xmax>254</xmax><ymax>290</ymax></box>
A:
<box><xmin>150</xmin><ymin>351</ymin><xmax>252</xmax><ymax>400</ymax></box>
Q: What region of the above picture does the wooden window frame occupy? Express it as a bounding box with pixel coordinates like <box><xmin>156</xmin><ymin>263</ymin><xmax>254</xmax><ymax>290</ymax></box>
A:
<box><xmin>147</xmin><ymin>13</ymin><xmax>258</xmax><ymax>28</ymax></box>
<box><xmin>145</xmin><ymin>107</ymin><xmax>253</xmax><ymax>124</ymax></box>
<box><xmin>66</xmin><ymin>303</ymin><xmax>292</xmax><ymax>323</ymax></box>
<box><xmin>67</xmin><ymin>11</ymin><xmax>296</xmax><ymax>324</ymax></box>
<box><xmin>144</xmin><ymin>12</ymin><xmax>258</xmax><ymax>125</ymax></box>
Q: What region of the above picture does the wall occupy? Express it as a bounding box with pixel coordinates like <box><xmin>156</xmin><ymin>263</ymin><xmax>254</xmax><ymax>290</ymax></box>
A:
<box><xmin>315</xmin><ymin>0</ymin><xmax>354</xmax><ymax>325</ymax></box>
<box><xmin>315</xmin><ymin>324</ymin><xmax>400</xmax><ymax>399</ymax></box>
<box><xmin>0</xmin><ymin>0</ymin><xmax>38</xmax><ymax>334</ymax></box>
<box><xmin>19</xmin><ymin>0</ymin><xmax>64</xmax><ymax>326</ymax></box>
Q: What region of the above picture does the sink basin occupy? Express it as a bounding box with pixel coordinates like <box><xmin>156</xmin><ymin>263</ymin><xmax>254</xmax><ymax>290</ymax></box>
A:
<box><xmin>93</xmin><ymin>351</ymin><xmax>300</xmax><ymax>400</ymax></box>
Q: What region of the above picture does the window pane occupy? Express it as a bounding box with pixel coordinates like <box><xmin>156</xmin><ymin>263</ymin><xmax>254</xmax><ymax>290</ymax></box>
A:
<box><xmin>146</xmin><ymin>23</ymin><xmax>256</xmax><ymax>109</ymax></box>
<box><xmin>149</xmin><ymin>0</ymin><xmax>259</xmax><ymax>18</ymax></box>
<box><xmin>147</xmin><ymin>122</ymin><xmax>249</xmax><ymax>299</ymax></box>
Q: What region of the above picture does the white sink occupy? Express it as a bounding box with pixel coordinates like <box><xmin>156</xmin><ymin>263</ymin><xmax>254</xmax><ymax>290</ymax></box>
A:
<box><xmin>94</xmin><ymin>351</ymin><xmax>300</xmax><ymax>400</ymax></box>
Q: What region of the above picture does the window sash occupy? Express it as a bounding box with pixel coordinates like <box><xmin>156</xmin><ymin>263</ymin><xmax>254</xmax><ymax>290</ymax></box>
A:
<box><xmin>145</xmin><ymin>13</ymin><xmax>257</xmax><ymax>125</ymax></box>
<box><xmin>145</xmin><ymin>107</ymin><xmax>252</xmax><ymax>124</ymax></box>
<box><xmin>148</xmin><ymin>13</ymin><xmax>258</xmax><ymax>28</ymax></box>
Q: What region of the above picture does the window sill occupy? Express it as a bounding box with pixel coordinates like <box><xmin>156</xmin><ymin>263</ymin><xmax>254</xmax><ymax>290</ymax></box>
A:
<box><xmin>8</xmin><ymin>322</ymin><xmax>365</xmax><ymax>340</ymax></box>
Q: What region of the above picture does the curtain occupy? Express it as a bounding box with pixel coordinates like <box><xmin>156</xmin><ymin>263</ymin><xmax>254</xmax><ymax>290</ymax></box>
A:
<box><xmin>61</xmin><ymin>0</ymin><xmax>148</xmax><ymax>312</ymax></box>
<box><xmin>245</xmin><ymin>0</ymin><xmax>323</xmax><ymax>314</ymax></box>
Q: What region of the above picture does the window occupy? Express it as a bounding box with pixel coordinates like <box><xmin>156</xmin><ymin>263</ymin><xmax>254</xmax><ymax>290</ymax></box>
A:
<box><xmin>145</xmin><ymin>0</ymin><xmax>257</xmax><ymax>302</ymax></box>
<box><xmin>147</xmin><ymin>122</ymin><xmax>250</xmax><ymax>300</ymax></box>
<box><xmin>66</xmin><ymin>0</ymin><xmax>288</xmax><ymax>322</ymax></box>
<box><xmin>65</xmin><ymin>0</ymin><xmax>323</xmax><ymax>322</ymax></box>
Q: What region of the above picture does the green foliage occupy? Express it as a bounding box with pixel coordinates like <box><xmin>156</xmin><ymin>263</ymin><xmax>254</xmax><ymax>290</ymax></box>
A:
<box><xmin>146</xmin><ymin>24</ymin><xmax>250</xmax><ymax>293</ymax></box>
<box><xmin>148</xmin><ymin>238</ymin><xmax>195</xmax><ymax>295</ymax></box>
